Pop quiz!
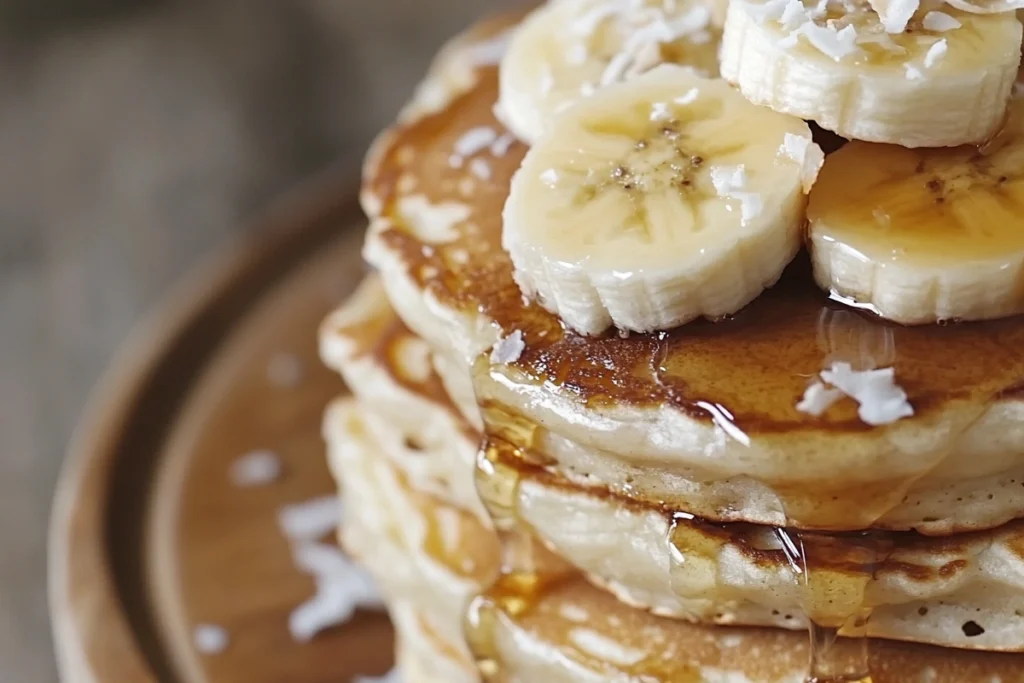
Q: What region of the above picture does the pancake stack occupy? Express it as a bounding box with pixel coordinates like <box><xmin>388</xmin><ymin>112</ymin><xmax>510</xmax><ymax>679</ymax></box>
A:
<box><xmin>320</xmin><ymin>3</ymin><xmax>1024</xmax><ymax>681</ymax></box>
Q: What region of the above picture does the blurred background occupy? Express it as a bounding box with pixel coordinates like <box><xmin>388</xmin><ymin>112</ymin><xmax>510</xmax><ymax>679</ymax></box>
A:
<box><xmin>0</xmin><ymin>0</ymin><xmax>511</xmax><ymax>679</ymax></box>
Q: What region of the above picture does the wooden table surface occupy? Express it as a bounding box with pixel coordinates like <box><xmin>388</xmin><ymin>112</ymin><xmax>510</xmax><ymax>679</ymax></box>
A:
<box><xmin>0</xmin><ymin>1</ymin><xmax>510</xmax><ymax>679</ymax></box>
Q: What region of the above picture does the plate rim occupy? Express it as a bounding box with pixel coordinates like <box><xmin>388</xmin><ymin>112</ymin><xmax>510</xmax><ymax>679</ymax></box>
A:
<box><xmin>48</xmin><ymin>164</ymin><xmax>361</xmax><ymax>683</ymax></box>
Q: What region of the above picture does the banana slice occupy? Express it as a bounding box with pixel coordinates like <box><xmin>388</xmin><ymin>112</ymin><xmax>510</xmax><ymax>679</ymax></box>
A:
<box><xmin>719</xmin><ymin>0</ymin><xmax>1022</xmax><ymax>147</ymax></box>
<box><xmin>808</xmin><ymin>98</ymin><xmax>1024</xmax><ymax>325</ymax></box>
<box><xmin>502</xmin><ymin>65</ymin><xmax>823</xmax><ymax>336</ymax></box>
<box><xmin>498</xmin><ymin>0</ymin><xmax>722</xmax><ymax>144</ymax></box>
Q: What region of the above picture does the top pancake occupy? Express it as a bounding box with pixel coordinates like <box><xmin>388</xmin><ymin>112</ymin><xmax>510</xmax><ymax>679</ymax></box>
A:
<box><xmin>361</xmin><ymin>13</ymin><xmax>1024</xmax><ymax>532</ymax></box>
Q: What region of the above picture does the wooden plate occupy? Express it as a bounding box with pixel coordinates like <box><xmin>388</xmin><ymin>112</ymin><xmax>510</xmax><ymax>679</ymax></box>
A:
<box><xmin>49</xmin><ymin>166</ymin><xmax>395</xmax><ymax>683</ymax></box>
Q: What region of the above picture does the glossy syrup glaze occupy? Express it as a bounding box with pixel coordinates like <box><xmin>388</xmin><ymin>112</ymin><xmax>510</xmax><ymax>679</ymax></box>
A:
<box><xmin>368</xmin><ymin>65</ymin><xmax>1024</xmax><ymax>436</ymax></box>
<box><xmin>360</xmin><ymin>16</ymin><xmax>1024</xmax><ymax>682</ymax></box>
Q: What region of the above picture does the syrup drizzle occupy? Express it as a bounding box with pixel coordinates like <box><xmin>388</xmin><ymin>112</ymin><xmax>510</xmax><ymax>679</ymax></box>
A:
<box><xmin>775</xmin><ymin>528</ymin><xmax>895</xmax><ymax>683</ymax></box>
<box><xmin>467</xmin><ymin>357</ymin><xmax>901</xmax><ymax>681</ymax></box>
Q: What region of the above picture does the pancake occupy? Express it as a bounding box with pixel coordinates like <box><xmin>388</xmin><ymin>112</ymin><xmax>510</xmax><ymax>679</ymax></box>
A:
<box><xmin>360</xmin><ymin>13</ymin><xmax>1024</xmax><ymax>534</ymax></box>
<box><xmin>327</xmin><ymin>278</ymin><xmax>1024</xmax><ymax>543</ymax></box>
<box><xmin>327</xmin><ymin>391</ymin><xmax>1024</xmax><ymax>682</ymax></box>
<box><xmin>325</xmin><ymin>399</ymin><xmax>499</xmax><ymax>655</ymax></box>
<box><xmin>391</xmin><ymin>601</ymin><xmax>477</xmax><ymax>683</ymax></box>
<box><xmin>325</xmin><ymin>327</ymin><xmax>1024</xmax><ymax>651</ymax></box>
<box><xmin>482</xmin><ymin>578</ymin><xmax>1024</xmax><ymax>683</ymax></box>
<box><xmin>321</xmin><ymin>277</ymin><xmax>486</xmax><ymax>523</ymax></box>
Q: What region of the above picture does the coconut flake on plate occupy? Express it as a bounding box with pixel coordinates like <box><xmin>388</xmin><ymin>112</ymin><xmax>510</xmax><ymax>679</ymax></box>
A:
<box><xmin>469</xmin><ymin>158</ymin><xmax>492</xmax><ymax>180</ymax></box>
<box><xmin>490</xmin><ymin>132</ymin><xmax>517</xmax><ymax>157</ymax></box>
<box><xmin>288</xmin><ymin>551</ymin><xmax>383</xmax><ymax>642</ymax></box>
<box><xmin>453</xmin><ymin>126</ymin><xmax>498</xmax><ymax>159</ymax></box>
<box><xmin>230</xmin><ymin>449</ymin><xmax>282</xmax><ymax>487</ymax></box>
<box><xmin>193</xmin><ymin>624</ymin><xmax>230</xmax><ymax>654</ymax></box>
<box><xmin>278</xmin><ymin>496</ymin><xmax>340</xmax><ymax>542</ymax></box>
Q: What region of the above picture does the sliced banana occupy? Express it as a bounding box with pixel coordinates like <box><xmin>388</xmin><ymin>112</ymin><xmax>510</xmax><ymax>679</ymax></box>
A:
<box><xmin>502</xmin><ymin>65</ymin><xmax>823</xmax><ymax>336</ymax></box>
<box><xmin>808</xmin><ymin>98</ymin><xmax>1024</xmax><ymax>325</ymax></box>
<box><xmin>498</xmin><ymin>0</ymin><xmax>723</xmax><ymax>144</ymax></box>
<box><xmin>719</xmin><ymin>0</ymin><xmax>1022</xmax><ymax>147</ymax></box>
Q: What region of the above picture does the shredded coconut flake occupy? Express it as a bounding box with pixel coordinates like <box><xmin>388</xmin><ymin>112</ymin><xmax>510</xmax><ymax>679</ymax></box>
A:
<box><xmin>569</xmin><ymin>1</ymin><xmax>713</xmax><ymax>89</ymax></box>
<box><xmin>355</xmin><ymin>669</ymin><xmax>403</xmax><ymax>683</ymax></box>
<box><xmin>194</xmin><ymin>624</ymin><xmax>229</xmax><ymax>654</ymax></box>
<box><xmin>923</xmin><ymin>38</ymin><xmax>948</xmax><ymax>67</ymax></box>
<box><xmin>797</xmin><ymin>362</ymin><xmax>914</xmax><ymax>425</ymax></box>
<box><xmin>454</xmin><ymin>126</ymin><xmax>498</xmax><ymax>157</ymax></box>
<box><xmin>490</xmin><ymin>133</ymin><xmax>516</xmax><ymax>157</ymax></box>
<box><xmin>922</xmin><ymin>10</ymin><xmax>961</xmax><ymax>30</ymax></box>
<box><xmin>786</xmin><ymin>22</ymin><xmax>861</xmax><ymax>61</ymax></box>
<box><xmin>570</xmin><ymin>628</ymin><xmax>646</xmax><ymax>666</ymax></box>
<box><xmin>710</xmin><ymin>165</ymin><xmax>762</xmax><ymax>223</ymax></box>
<box><xmin>540</xmin><ymin>168</ymin><xmax>560</xmax><ymax>186</ymax></box>
<box><xmin>289</xmin><ymin>558</ymin><xmax>383</xmax><ymax>642</ymax></box>
<box><xmin>469</xmin><ymin>158</ymin><xmax>492</xmax><ymax>180</ymax></box>
<box><xmin>675</xmin><ymin>87</ymin><xmax>700</xmax><ymax>105</ymax></box>
<box><xmin>871</xmin><ymin>0</ymin><xmax>919</xmax><ymax>33</ymax></box>
<box><xmin>779</xmin><ymin>133</ymin><xmax>825</xmax><ymax>192</ymax></box>
<box><xmin>490</xmin><ymin>330</ymin><xmax>526</xmax><ymax>364</ymax></box>
<box><xmin>278</xmin><ymin>496</ymin><xmax>340</xmax><ymax>542</ymax></box>
<box><xmin>397</xmin><ymin>195</ymin><xmax>471</xmax><ymax>243</ymax></box>
<box><xmin>650</xmin><ymin>101</ymin><xmax>674</xmax><ymax>121</ymax></box>
<box><xmin>710</xmin><ymin>165</ymin><xmax>747</xmax><ymax>194</ymax></box>
<box><xmin>796</xmin><ymin>381</ymin><xmax>844</xmax><ymax>416</ymax></box>
<box><xmin>231</xmin><ymin>450</ymin><xmax>282</xmax><ymax>487</ymax></box>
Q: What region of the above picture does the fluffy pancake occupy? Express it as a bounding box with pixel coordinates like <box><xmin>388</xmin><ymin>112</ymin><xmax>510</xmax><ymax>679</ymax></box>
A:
<box><xmin>324</xmin><ymin>276</ymin><xmax>1024</xmax><ymax>650</ymax></box>
<box><xmin>360</xmin><ymin>13</ymin><xmax>1024</xmax><ymax>534</ymax></box>
<box><xmin>321</xmin><ymin>277</ymin><xmax>486</xmax><ymax>523</ymax></box>
<box><xmin>327</xmin><ymin>392</ymin><xmax>1024</xmax><ymax>681</ymax></box>
<box><xmin>323</xmin><ymin>317</ymin><xmax>1024</xmax><ymax>651</ymax></box>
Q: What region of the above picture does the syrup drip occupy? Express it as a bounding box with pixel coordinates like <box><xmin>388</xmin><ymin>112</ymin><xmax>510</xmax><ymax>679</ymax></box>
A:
<box><xmin>776</xmin><ymin>528</ymin><xmax>895</xmax><ymax>683</ymax></box>
<box><xmin>469</xmin><ymin>356</ymin><xmax>910</xmax><ymax>682</ymax></box>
